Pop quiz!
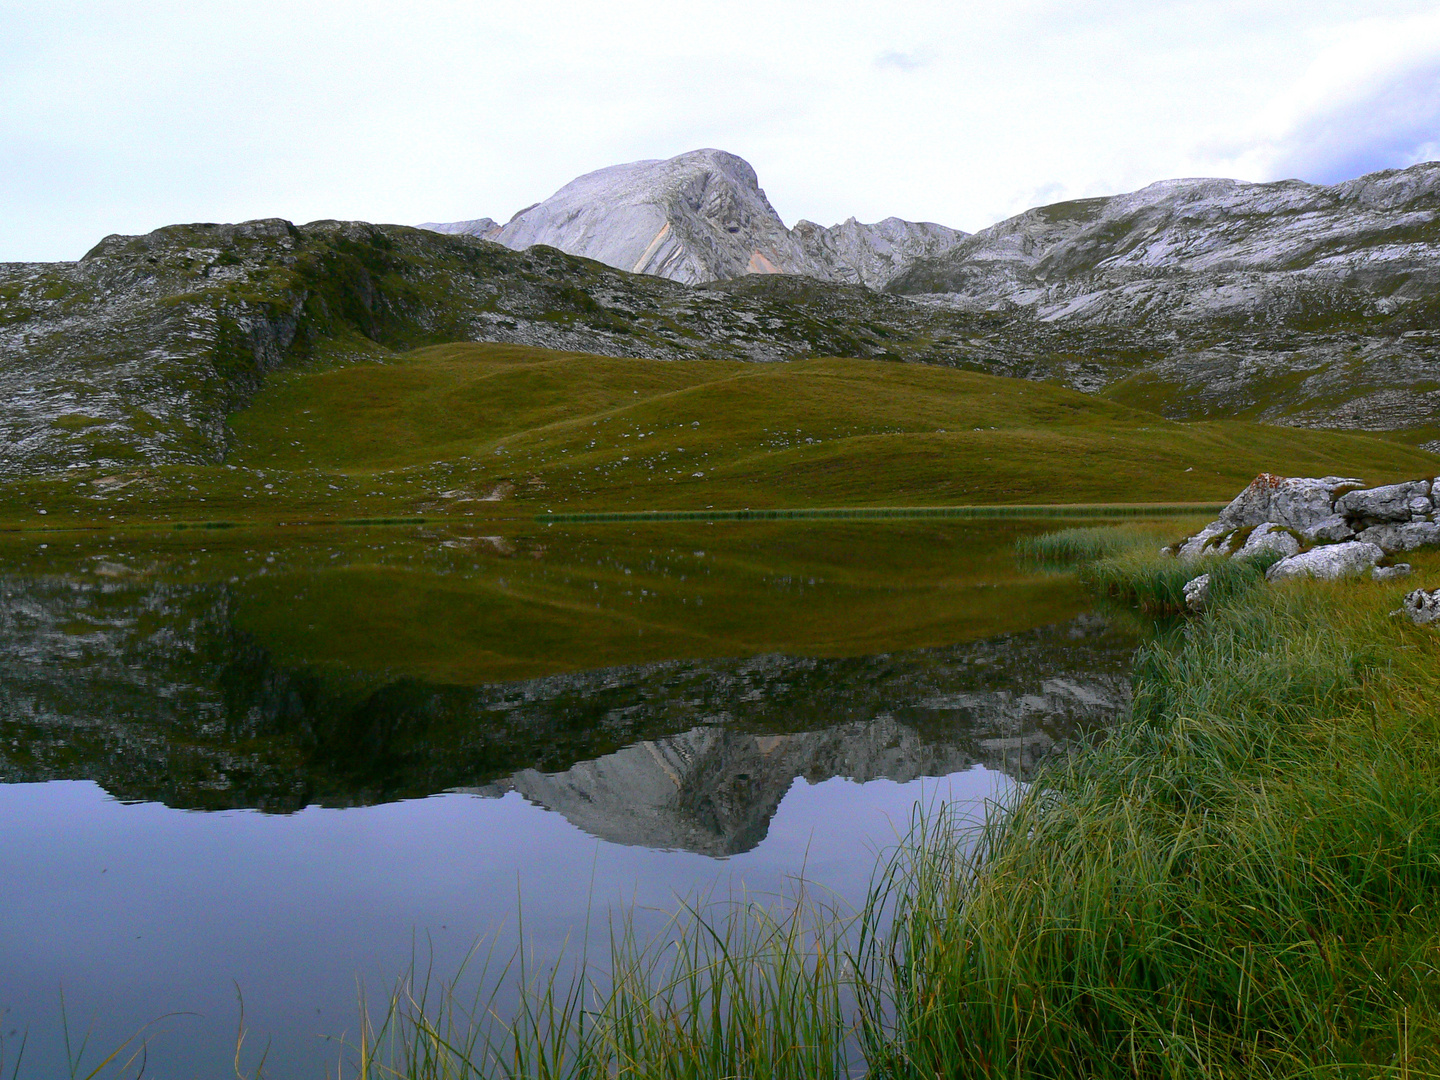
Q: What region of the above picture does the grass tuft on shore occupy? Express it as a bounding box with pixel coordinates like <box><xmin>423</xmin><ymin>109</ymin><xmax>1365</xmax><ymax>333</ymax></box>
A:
<box><xmin>1079</xmin><ymin>547</ymin><xmax>1283</xmax><ymax>615</ymax></box>
<box><xmin>1014</xmin><ymin>522</ymin><xmax>1174</xmax><ymax>568</ymax></box>
<box><xmin>351</xmin><ymin>892</ymin><xmax>853</xmax><ymax>1080</ymax></box>
<box><xmin>857</xmin><ymin>552</ymin><xmax>1440</xmax><ymax>1078</ymax></box>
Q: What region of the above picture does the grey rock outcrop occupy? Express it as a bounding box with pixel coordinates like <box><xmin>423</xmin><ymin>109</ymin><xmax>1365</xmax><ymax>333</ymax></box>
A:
<box><xmin>1176</xmin><ymin>473</ymin><xmax>1440</xmax><ymax>562</ymax></box>
<box><xmin>889</xmin><ymin>161</ymin><xmax>1440</xmax><ymax>430</ymax></box>
<box><xmin>1398</xmin><ymin>588</ymin><xmax>1440</xmax><ymax>624</ymax></box>
<box><xmin>421</xmin><ymin>149</ymin><xmax>967</xmax><ymax>289</ymax></box>
<box><xmin>891</xmin><ymin>165</ymin><xmax>1440</xmax><ymax>326</ymax></box>
<box><xmin>1266</xmin><ymin>541</ymin><xmax>1384</xmax><ymax>581</ymax></box>
<box><xmin>1218</xmin><ymin>474</ymin><xmax>1363</xmax><ymax>533</ymax></box>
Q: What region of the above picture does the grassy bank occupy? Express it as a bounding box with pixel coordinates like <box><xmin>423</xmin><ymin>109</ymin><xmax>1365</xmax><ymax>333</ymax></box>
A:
<box><xmin>858</xmin><ymin>547</ymin><xmax>1440</xmax><ymax>1078</ymax></box>
<box><xmin>4</xmin><ymin>345</ymin><xmax>1437</xmax><ymax>529</ymax></box>
<box><xmin>345</xmin><ymin>535</ymin><xmax>1440</xmax><ymax>1079</ymax></box>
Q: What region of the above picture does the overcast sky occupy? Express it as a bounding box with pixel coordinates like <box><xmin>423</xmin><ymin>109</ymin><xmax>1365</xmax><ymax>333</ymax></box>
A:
<box><xmin>4</xmin><ymin>0</ymin><xmax>1440</xmax><ymax>262</ymax></box>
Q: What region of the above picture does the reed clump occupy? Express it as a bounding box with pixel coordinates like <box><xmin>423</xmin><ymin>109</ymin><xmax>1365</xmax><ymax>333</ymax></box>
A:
<box><xmin>1014</xmin><ymin>523</ymin><xmax>1173</xmax><ymax>567</ymax></box>
<box><xmin>350</xmin><ymin>893</ymin><xmax>854</xmax><ymax>1080</ymax></box>
<box><xmin>1079</xmin><ymin>547</ymin><xmax>1282</xmax><ymax>615</ymax></box>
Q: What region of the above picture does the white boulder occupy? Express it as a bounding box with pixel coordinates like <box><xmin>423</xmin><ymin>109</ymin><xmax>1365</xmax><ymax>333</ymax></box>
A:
<box><xmin>1177</xmin><ymin>521</ymin><xmax>1231</xmax><ymax>560</ymax></box>
<box><xmin>1232</xmin><ymin>523</ymin><xmax>1300</xmax><ymax>560</ymax></box>
<box><xmin>1373</xmin><ymin>564</ymin><xmax>1413</xmax><ymax>582</ymax></box>
<box><xmin>1301</xmin><ymin>514</ymin><xmax>1355</xmax><ymax>543</ymax></box>
<box><xmin>1183</xmin><ymin>573</ymin><xmax>1211</xmax><ymax>612</ymax></box>
<box><xmin>1218</xmin><ymin>474</ymin><xmax>1362</xmax><ymax>532</ymax></box>
<box><xmin>1266</xmin><ymin>541</ymin><xmax>1384</xmax><ymax>581</ymax></box>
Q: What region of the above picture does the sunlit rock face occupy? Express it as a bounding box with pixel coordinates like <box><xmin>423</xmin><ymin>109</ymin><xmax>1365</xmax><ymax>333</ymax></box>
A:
<box><xmin>422</xmin><ymin>149</ymin><xmax>967</xmax><ymax>288</ymax></box>
<box><xmin>890</xmin><ymin>165</ymin><xmax>1440</xmax><ymax>324</ymax></box>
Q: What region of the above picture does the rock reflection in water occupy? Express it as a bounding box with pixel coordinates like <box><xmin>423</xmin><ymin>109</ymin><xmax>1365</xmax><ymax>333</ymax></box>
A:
<box><xmin>453</xmin><ymin>616</ymin><xmax>1132</xmax><ymax>856</ymax></box>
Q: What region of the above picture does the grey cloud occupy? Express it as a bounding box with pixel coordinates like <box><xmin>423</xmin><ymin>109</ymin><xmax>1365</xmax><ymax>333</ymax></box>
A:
<box><xmin>874</xmin><ymin>50</ymin><xmax>928</xmax><ymax>72</ymax></box>
<box><xmin>1267</xmin><ymin>57</ymin><xmax>1440</xmax><ymax>183</ymax></box>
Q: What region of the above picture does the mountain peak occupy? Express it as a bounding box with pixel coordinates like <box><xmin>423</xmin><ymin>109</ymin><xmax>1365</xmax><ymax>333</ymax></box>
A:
<box><xmin>422</xmin><ymin>149</ymin><xmax>967</xmax><ymax>289</ymax></box>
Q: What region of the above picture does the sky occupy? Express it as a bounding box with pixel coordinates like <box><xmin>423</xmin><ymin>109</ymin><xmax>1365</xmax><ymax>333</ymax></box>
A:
<box><xmin>4</xmin><ymin>0</ymin><xmax>1440</xmax><ymax>262</ymax></box>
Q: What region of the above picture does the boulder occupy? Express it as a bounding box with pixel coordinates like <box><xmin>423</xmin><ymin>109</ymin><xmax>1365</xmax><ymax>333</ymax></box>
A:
<box><xmin>1183</xmin><ymin>573</ymin><xmax>1210</xmax><ymax>612</ymax></box>
<box><xmin>1232</xmin><ymin>522</ymin><xmax>1300</xmax><ymax>560</ymax></box>
<box><xmin>1355</xmin><ymin>521</ymin><xmax>1440</xmax><ymax>552</ymax></box>
<box><xmin>1335</xmin><ymin>480</ymin><xmax>1432</xmax><ymax>523</ymax></box>
<box><xmin>1373</xmin><ymin>563</ymin><xmax>1413</xmax><ymax>582</ymax></box>
<box><xmin>1266</xmin><ymin>541</ymin><xmax>1383</xmax><ymax>581</ymax></box>
<box><xmin>1177</xmin><ymin>521</ymin><xmax>1231</xmax><ymax>560</ymax></box>
<box><xmin>1397</xmin><ymin>588</ymin><xmax>1440</xmax><ymax>625</ymax></box>
<box><xmin>1301</xmin><ymin>514</ymin><xmax>1355</xmax><ymax>543</ymax></box>
<box><xmin>1218</xmin><ymin>474</ymin><xmax>1363</xmax><ymax>532</ymax></box>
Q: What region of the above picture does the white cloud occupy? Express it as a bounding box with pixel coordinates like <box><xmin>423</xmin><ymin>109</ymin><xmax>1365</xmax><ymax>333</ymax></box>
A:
<box><xmin>2</xmin><ymin>0</ymin><xmax>1438</xmax><ymax>260</ymax></box>
<box><xmin>1199</xmin><ymin>9</ymin><xmax>1440</xmax><ymax>183</ymax></box>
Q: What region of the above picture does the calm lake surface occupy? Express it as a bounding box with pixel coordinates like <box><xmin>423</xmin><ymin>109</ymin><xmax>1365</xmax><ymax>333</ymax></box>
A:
<box><xmin>0</xmin><ymin>520</ymin><xmax>1139</xmax><ymax>1078</ymax></box>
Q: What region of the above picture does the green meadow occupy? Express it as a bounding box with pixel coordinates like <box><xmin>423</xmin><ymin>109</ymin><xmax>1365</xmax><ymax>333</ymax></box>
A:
<box><xmin>6</xmin><ymin>344</ymin><xmax>1439</xmax><ymax>529</ymax></box>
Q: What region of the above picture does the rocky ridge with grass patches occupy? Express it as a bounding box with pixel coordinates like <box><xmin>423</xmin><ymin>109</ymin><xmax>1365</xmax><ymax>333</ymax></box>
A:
<box><xmin>893</xmin><ymin>163</ymin><xmax>1440</xmax><ymax>430</ymax></box>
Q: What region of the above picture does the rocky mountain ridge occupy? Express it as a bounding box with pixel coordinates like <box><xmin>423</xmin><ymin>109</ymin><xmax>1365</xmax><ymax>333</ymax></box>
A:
<box><xmin>421</xmin><ymin>149</ymin><xmax>967</xmax><ymax>289</ymax></box>
<box><xmin>3</xmin><ymin>158</ymin><xmax>1440</xmax><ymax>483</ymax></box>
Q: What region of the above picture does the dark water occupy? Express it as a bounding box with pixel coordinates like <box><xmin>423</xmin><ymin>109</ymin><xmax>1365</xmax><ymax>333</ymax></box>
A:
<box><xmin>0</xmin><ymin>520</ymin><xmax>1137</xmax><ymax>1077</ymax></box>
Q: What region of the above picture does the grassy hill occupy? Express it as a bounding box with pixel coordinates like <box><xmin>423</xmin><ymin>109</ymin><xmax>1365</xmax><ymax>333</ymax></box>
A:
<box><xmin>4</xmin><ymin>343</ymin><xmax>1438</xmax><ymax>529</ymax></box>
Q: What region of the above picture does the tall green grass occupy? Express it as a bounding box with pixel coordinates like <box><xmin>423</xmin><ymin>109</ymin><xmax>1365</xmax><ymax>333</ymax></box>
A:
<box><xmin>854</xmin><ymin>574</ymin><xmax>1440</xmax><ymax>1078</ymax></box>
<box><xmin>1080</xmin><ymin>547</ymin><xmax>1283</xmax><ymax>615</ymax></box>
<box><xmin>348</xmin><ymin>891</ymin><xmax>854</xmax><ymax>1080</ymax></box>
<box><xmin>1014</xmin><ymin>523</ymin><xmax>1176</xmax><ymax>567</ymax></box>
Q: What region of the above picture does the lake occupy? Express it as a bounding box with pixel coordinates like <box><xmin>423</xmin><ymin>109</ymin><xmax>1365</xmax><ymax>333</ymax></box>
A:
<box><xmin>0</xmin><ymin>519</ymin><xmax>1138</xmax><ymax>1077</ymax></box>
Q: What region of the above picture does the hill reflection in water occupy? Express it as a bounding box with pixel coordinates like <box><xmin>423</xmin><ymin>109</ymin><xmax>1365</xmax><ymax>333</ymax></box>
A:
<box><xmin>0</xmin><ymin>520</ymin><xmax>1135</xmax><ymax>851</ymax></box>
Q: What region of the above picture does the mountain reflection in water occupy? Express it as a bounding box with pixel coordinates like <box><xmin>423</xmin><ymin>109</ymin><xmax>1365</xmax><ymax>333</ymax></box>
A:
<box><xmin>466</xmin><ymin>618</ymin><xmax>1130</xmax><ymax>855</ymax></box>
<box><xmin>0</xmin><ymin>521</ymin><xmax>1137</xmax><ymax>852</ymax></box>
<box><xmin>0</xmin><ymin>522</ymin><xmax>1146</xmax><ymax>1077</ymax></box>
<box><xmin>2</xmin><ymin>564</ymin><xmax>1130</xmax><ymax>852</ymax></box>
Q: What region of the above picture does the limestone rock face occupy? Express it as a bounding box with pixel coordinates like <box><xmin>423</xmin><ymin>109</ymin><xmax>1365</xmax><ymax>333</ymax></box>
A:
<box><xmin>1266</xmin><ymin>542</ymin><xmax>1384</xmax><ymax>581</ymax></box>
<box><xmin>421</xmin><ymin>149</ymin><xmax>967</xmax><ymax>288</ymax></box>
<box><xmin>791</xmin><ymin>216</ymin><xmax>967</xmax><ymax>289</ymax></box>
<box><xmin>890</xmin><ymin>165</ymin><xmax>1440</xmax><ymax>326</ymax></box>
<box><xmin>1218</xmin><ymin>474</ymin><xmax>1362</xmax><ymax>532</ymax></box>
<box><xmin>886</xmin><ymin>161</ymin><xmax>1440</xmax><ymax>430</ymax></box>
<box><xmin>417</xmin><ymin>217</ymin><xmax>499</xmax><ymax>238</ymax></box>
